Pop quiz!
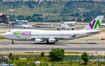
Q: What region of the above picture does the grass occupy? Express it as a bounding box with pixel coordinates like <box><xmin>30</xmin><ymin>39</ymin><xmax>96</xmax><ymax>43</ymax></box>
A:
<box><xmin>99</xmin><ymin>29</ymin><xmax>105</xmax><ymax>32</ymax></box>
<box><xmin>6</xmin><ymin>55</ymin><xmax>105</xmax><ymax>66</ymax></box>
<box><xmin>0</xmin><ymin>36</ymin><xmax>5</xmax><ymax>39</ymax></box>
<box><xmin>1</xmin><ymin>2</ymin><xmax>65</xmax><ymax>17</ymax></box>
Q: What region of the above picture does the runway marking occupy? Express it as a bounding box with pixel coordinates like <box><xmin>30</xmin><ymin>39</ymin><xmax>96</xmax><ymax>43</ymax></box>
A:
<box><xmin>75</xmin><ymin>42</ymin><xmax>83</xmax><ymax>44</ymax></box>
<box><xmin>0</xmin><ymin>45</ymin><xmax>2</xmax><ymax>47</ymax></box>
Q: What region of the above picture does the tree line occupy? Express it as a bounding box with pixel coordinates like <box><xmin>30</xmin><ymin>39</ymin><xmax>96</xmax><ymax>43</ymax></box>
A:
<box><xmin>8</xmin><ymin>10</ymin><xmax>105</xmax><ymax>22</ymax></box>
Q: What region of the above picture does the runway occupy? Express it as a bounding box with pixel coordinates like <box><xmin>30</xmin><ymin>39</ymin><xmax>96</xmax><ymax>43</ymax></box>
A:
<box><xmin>0</xmin><ymin>40</ymin><xmax>105</xmax><ymax>52</ymax></box>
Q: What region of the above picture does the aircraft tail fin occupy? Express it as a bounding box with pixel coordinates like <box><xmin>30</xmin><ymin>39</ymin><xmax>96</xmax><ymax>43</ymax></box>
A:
<box><xmin>75</xmin><ymin>18</ymin><xmax>77</xmax><ymax>23</ymax></box>
<box><xmin>19</xmin><ymin>20</ymin><xmax>22</xmax><ymax>26</ymax></box>
<box><xmin>82</xmin><ymin>15</ymin><xmax>104</xmax><ymax>30</ymax></box>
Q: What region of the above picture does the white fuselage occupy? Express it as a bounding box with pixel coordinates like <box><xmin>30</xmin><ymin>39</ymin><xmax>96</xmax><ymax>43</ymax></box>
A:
<box><xmin>2</xmin><ymin>29</ymin><xmax>101</xmax><ymax>41</ymax></box>
<box><xmin>2</xmin><ymin>15</ymin><xmax>104</xmax><ymax>44</ymax></box>
<box><xmin>20</xmin><ymin>25</ymin><xmax>33</xmax><ymax>28</ymax></box>
<box><xmin>64</xmin><ymin>22</ymin><xmax>76</xmax><ymax>25</ymax></box>
<box><xmin>61</xmin><ymin>24</ymin><xmax>69</xmax><ymax>29</ymax></box>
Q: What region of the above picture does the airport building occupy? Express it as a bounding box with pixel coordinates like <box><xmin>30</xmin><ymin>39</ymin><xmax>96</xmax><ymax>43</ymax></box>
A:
<box><xmin>0</xmin><ymin>13</ymin><xmax>9</xmax><ymax>24</ymax></box>
<box><xmin>2</xmin><ymin>0</ymin><xmax>22</xmax><ymax>2</ymax></box>
<box><xmin>2</xmin><ymin>0</ymin><xmax>105</xmax><ymax>2</ymax></box>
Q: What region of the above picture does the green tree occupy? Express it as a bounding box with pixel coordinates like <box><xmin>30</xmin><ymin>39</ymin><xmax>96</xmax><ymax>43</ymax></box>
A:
<box><xmin>49</xmin><ymin>48</ymin><xmax>64</xmax><ymax>61</ymax></box>
<box><xmin>81</xmin><ymin>52</ymin><xmax>89</xmax><ymax>63</ymax></box>
<box><xmin>77</xmin><ymin>18</ymin><xmax>82</xmax><ymax>22</ymax></box>
<box><xmin>41</xmin><ymin>51</ymin><xmax>44</xmax><ymax>57</ymax></box>
<box><xmin>9</xmin><ymin>53</ymin><xmax>12</xmax><ymax>57</ymax></box>
<box><xmin>39</xmin><ymin>63</ymin><xmax>43</xmax><ymax>66</ymax></box>
<box><xmin>46</xmin><ymin>64</ymin><xmax>49</xmax><ymax>66</ymax></box>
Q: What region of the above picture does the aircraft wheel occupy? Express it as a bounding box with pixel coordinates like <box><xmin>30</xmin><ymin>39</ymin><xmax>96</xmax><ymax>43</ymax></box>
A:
<box><xmin>12</xmin><ymin>40</ymin><xmax>14</xmax><ymax>44</ymax></box>
<box><xmin>68</xmin><ymin>28</ymin><xmax>69</xmax><ymax>30</ymax></box>
<box><xmin>56</xmin><ymin>40</ymin><xmax>58</xmax><ymax>41</ymax></box>
<box><xmin>46</xmin><ymin>41</ymin><xmax>49</xmax><ymax>44</ymax></box>
<box><xmin>51</xmin><ymin>42</ymin><xmax>55</xmax><ymax>44</ymax></box>
<box><xmin>57</xmin><ymin>28</ymin><xmax>59</xmax><ymax>30</ymax></box>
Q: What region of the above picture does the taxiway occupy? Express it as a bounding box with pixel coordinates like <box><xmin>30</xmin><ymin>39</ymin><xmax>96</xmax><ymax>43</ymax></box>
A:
<box><xmin>0</xmin><ymin>40</ymin><xmax>105</xmax><ymax>52</ymax></box>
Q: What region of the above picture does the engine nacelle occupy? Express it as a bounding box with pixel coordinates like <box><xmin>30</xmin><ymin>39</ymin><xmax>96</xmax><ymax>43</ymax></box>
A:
<box><xmin>49</xmin><ymin>38</ymin><xmax>55</xmax><ymax>43</ymax></box>
<box><xmin>35</xmin><ymin>39</ymin><xmax>41</xmax><ymax>43</ymax></box>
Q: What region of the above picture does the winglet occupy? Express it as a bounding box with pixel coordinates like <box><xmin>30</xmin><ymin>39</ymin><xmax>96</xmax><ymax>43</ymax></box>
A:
<box><xmin>82</xmin><ymin>15</ymin><xmax>104</xmax><ymax>30</ymax></box>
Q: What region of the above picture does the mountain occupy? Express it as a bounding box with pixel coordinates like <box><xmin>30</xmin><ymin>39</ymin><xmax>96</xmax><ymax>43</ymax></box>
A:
<box><xmin>0</xmin><ymin>1</ymin><xmax>105</xmax><ymax>22</ymax></box>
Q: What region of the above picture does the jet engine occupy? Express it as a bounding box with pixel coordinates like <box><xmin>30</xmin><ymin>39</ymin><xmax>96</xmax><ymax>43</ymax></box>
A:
<box><xmin>35</xmin><ymin>39</ymin><xmax>42</xmax><ymax>43</ymax></box>
<box><xmin>48</xmin><ymin>38</ymin><xmax>55</xmax><ymax>43</ymax></box>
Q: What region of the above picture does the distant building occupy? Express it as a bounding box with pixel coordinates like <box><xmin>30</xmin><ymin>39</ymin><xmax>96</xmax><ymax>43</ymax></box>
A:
<box><xmin>0</xmin><ymin>64</ymin><xmax>14</xmax><ymax>66</ymax></box>
<box><xmin>2</xmin><ymin>0</ymin><xmax>22</xmax><ymax>2</ymax></box>
<box><xmin>2</xmin><ymin>0</ymin><xmax>105</xmax><ymax>3</ymax></box>
<box><xmin>23</xmin><ymin>0</ymin><xmax>30</xmax><ymax>1</ymax></box>
<box><xmin>0</xmin><ymin>13</ymin><xmax>9</xmax><ymax>23</ymax></box>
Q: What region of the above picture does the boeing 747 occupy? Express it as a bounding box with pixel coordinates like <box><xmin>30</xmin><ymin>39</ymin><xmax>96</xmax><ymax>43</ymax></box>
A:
<box><xmin>2</xmin><ymin>16</ymin><xmax>104</xmax><ymax>44</ymax></box>
<box><xmin>64</xmin><ymin>18</ymin><xmax>77</xmax><ymax>25</ymax></box>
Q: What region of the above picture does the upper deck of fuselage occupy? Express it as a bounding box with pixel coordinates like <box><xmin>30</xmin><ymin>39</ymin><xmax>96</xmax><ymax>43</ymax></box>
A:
<box><xmin>7</xmin><ymin>29</ymin><xmax>101</xmax><ymax>33</ymax></box>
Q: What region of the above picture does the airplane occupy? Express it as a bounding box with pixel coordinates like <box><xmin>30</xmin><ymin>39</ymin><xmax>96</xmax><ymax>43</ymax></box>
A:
<box><xmin>57</xmin><ymin>17</ymin><xmax>70</xmax><ymax>30</ymax></box>
<box><xmin>16</xmin><ymin>19</ymin><xmax>28</xmax><ymax>24</ymax></box>
<box><xmin>19</xmin><ymin>20</ymin><xmax>33</xmax><ymax>29</ymax></box>
<box><xmin>57</xmin><ymin>18</ymin><xmax>81</xmax><ymax>30</ymax></box>
<box><xmin>64</xmin><ymin>18</ymin><xmax>77</xmax><ymax>25</ymax></box>
<box><xmin>2</xmin><ymin>15</ymin><xmax>104</xmax><ymax>44</ymax></box>
<box><xmin>101</xmin><ymin>23</ymin><xmax>105</xmax><ymax>27</ymax></box>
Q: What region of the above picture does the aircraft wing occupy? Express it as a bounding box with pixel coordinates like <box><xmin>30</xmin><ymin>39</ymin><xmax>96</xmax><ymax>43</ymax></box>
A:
<box><xmin>69</xmin><ymin>25</ymin><xmax>86</xmax><ymax>28</ymax></box>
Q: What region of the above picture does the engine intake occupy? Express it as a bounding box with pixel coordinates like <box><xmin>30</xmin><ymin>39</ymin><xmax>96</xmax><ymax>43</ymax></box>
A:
<box><xmin>49</xmin><ymin>38</ymin><xmax>55</xmax><ymax>43</ymax></box>
<box><xmin>35</xmin><ymin>39</ymin><xmax>41</xmax><ymax>43</ymax></box>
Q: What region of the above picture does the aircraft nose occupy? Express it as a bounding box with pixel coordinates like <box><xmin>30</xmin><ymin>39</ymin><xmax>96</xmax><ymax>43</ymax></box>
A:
<box><xmin>2</xmin><ymin>33</ymin><xmax>6</xmax><ymax>38</ymax></box>
<box><xmin>2</xmin><ymin>34</ymin><xmax>5</xmax><ymax>38</ymax></box>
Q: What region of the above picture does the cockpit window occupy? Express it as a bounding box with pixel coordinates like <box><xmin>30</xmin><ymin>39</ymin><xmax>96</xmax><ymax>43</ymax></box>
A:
<box><xmin>8</xmin><ymin>30</ymin><xmax>11</xmax><ymax>32</ymax></box>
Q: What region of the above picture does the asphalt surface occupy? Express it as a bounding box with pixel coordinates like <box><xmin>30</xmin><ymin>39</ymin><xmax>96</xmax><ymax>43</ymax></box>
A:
<box><xmin>0</xmin><ymin>40</ymin><xmax>105</xmax><ymax>52</ymax></box>
<box><xmin>0</xmin><ymin>25</ymin><xmax>85</xmax><ymax>30</ymax></box>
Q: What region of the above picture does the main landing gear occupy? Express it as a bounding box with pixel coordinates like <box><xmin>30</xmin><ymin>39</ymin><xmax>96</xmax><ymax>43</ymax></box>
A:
<box><xmin>12</xmin><ymin>40</ymin><xmax>14</xmax><ymax>44</ymax></box>
<box><xmin>46</xmin><ymin>39</ymin><xmax>55</xmax><ymax>44</ymax></box>
<box><xmin>46</xmin><ymin>41</ymin><xmax>55</xmax><ymax>44</ymax></box>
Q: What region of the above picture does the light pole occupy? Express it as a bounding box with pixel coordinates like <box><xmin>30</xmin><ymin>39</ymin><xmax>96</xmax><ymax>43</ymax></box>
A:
<box><xmin>44</xmin><ymin>12</ymin><xmax>45</xmax><ymax>23</ymax></box>
<box><xmin>95</xmin><ymin>52</ymin><xmax>98</xmax><ymax>66</ymax></box>
<box><xmin>57</xmin><ymin>6</ymin><xmax>64</xmax><ymax>24</ymax></box>
<box><xmin>80</xmin><ymin>7</ymin><xmax>84</xmax><ymax>23</ymax></box>
<box><xmin>57</xmin><ymin>6</ymin><xmax>65</xmax><ymax>18</ymax></box>
<box><xmin>81</xmin><ymin>14</ymin><xmax>83</xmax><ymax>23</ymax></box>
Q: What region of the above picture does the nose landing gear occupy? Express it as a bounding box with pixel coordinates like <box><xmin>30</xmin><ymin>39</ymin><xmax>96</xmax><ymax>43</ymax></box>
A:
<box><xmin>12</xmin><ymin>40</ymin><xmax>14</xmax><ymax>44</ymax></box>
